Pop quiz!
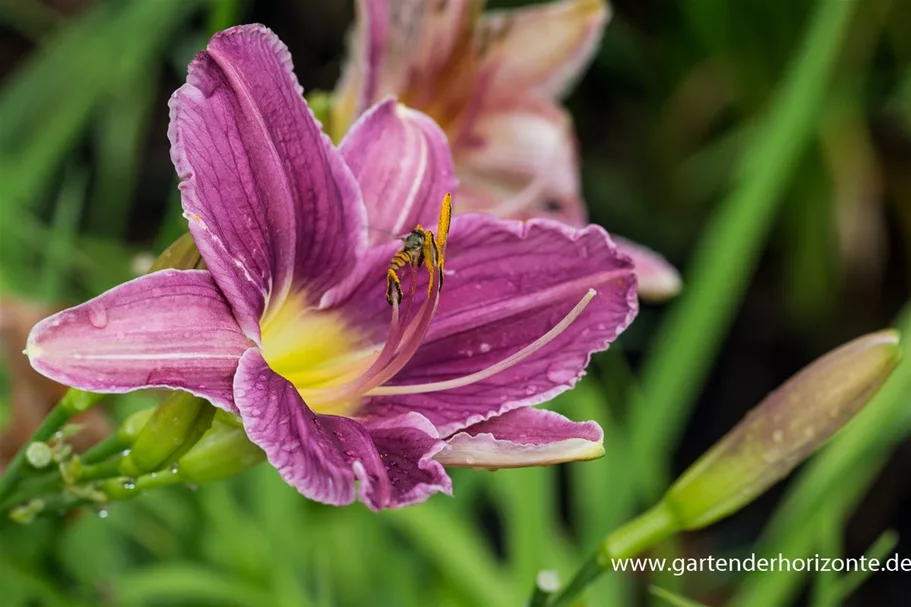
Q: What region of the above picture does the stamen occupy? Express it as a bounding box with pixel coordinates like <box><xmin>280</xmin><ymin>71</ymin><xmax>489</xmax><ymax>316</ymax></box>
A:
<box><xmin>302</xmin><ymin>262</ymin><xmax>440</xmax><ymax>404</ymax></box>
<box><xmin>366</xmin><ymin>289</ymin><xmax>597</xmax><ymax>396</ymax></box>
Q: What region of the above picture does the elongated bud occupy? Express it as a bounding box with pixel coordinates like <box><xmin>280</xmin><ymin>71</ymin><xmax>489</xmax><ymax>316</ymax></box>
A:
<box><xmin>119</xmin><ymin>392</ymin><xmax>215</xmax><ymax>476</ymax></box>
<box><xmin>175</xmin><ymin>411</ymin><xmax>264</xmax><ymax>483</ymax></box>
<box><xmin>600</xmin><ymin>331</ymin><xmax>902</xmax><ymax>562</ymax></box>
<box><xmin>148</xmin><ymin>232</ymin><xmax>203</xmax><ymax>272</ymax></box>
<box><xmin>666</xmin><ymin>330</ymin><xmax>901</xmax><ymax>529</ymax></box>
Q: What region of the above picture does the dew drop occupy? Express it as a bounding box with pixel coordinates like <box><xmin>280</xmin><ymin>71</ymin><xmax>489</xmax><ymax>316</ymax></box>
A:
<box><xmin>123</xmin><ymin>481</ymin><xmax>136</xmax><ymax>490</ymax></box>
<box><xmin>546</xmin><ymin>365</ymin><xmax>576</xmax><ymax>384</ymax></box>
<box><xmin>170</xmin><ymin>463</ymin><xmax>180</xmax><ymax>473</ymax></box>
<box><xmin>235</xmin><ymin>388</ymin><xmax>247</xmax><ymax>398</ymax></box>
<box><xmin>479</xmin><ymin>343</ymin><xmax>491</xmax><ymax>354</ymax></box>
<box><xmin>525</xmin><ymin>386</ymin><xmax>537</xmax><ymax>396</ymax></box>
<box><xmin>87</xmin><ymin>302</ymin><xmax>108</xmax><ymax>329</ymax></box>
<box><xmin>98</xmin><ymin>509</ymin><xmax>109</xmax><ymax>519</ymax></box>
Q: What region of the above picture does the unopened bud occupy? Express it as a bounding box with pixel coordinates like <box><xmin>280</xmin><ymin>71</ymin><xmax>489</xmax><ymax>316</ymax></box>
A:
<box><xmin>666</xmin><ymin>330</ymin><xmax>901</xmax><ymax>529</ymax></box>
<box><xmin>148</xmin><ymin>232</ymin><xmax>203</xmax><ymax>272</ymax></box>
<box><xmin>176</xmin><ymin>411</ymin><xmax>264</xmax><ymax>483</ymax></box>
<box><xmin>119</xmin><ymin>392</ymin><xmax>215</xmax><ymax>476</ymax></box>
<box><xmin>117</xmin><ymin>407</ymin><xmax>156</xmax><ymax>443</ymax></box>
<box><xmin>59</xmin><ymin>389</ymin><xmax>104</xmax><ymax>415</ymax></box>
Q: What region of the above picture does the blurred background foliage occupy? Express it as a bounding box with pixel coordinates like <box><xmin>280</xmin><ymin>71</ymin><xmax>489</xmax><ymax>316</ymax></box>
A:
<box><xmin>1</xmin><ymin>0</ymin><xmax>910</xmax><ymax>605</ymax></box>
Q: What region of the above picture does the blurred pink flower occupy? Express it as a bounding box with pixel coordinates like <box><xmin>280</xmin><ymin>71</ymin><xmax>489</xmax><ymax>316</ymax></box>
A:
<box><xmin>333</xmin><ymin>0</ymin><xmax>681</xmax><ymax>300</ymax></box>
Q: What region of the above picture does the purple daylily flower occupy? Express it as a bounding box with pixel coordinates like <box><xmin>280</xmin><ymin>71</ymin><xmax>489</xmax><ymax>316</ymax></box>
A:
<box><xmin>25</xmin><ymin>25</ymin><xmax>638</xmax><ymax>510</ymax></box>
<box><xmin>332</xmin><ymin>0</ymin><xmax>682</xmax><ymax>301</ymax></box>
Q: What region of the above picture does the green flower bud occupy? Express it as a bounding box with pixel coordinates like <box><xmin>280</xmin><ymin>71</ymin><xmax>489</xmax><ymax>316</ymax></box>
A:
<box><xmin>175</xmin><ymin>411</ymin><xmax>264</xmax><ymax>483</ymax></box>
<box><xmin>118</xmin><ymin>407</ymin><xmax>156</xmax><ymax>444</ymax></box>
<box><xmin>666</xmin><ymin>330</ymin><xmax>901</xmax><ymax>530</ymax></box>
<box><xmin>59</xmin><ymin>389</ymin><xmax>104</xmax><ymax>415</ymax></box>
<box><xmin>148</xmin><ymin>232</ymin><xmax>203</xmax><ymax>272</ymax></box>
<box><xmin>119</xmin><ymin>392</ymin><xmax>215</xmax><ymax>477</ymax></box>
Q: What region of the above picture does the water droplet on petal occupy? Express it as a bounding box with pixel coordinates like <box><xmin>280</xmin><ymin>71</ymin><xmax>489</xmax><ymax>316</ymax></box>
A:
<box><xmin>87</xmin><ymin>302</ymin><xmax>108</xmax><ymax>329</ymax></box>
<box><xmin>479</xmin><ymin>343</ymin><xmax>491</xmax><ymax>354</ymax></box>
<box><xmin>525</xmin><ymin>386</ymin><xmax>537</xmax><ymax>396</ymax></box>
<box><xmin>235</xmin><ymin>388</ymin><xmax>247</xmax><ymax>398</ymax></box>
<box><xmin>546</xmin><ymin>365</ymin><xmax>577</xmax><ymax>384</ymax></box>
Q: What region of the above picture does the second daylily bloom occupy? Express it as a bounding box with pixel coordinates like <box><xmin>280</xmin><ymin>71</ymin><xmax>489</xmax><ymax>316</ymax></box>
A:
<box><xmin>25</xmin><ymin>25</ymin><xmax>637</xmax><ymax>510</ymax></box>
<box><xmin>333</xmin><ymin>0</ymin><xmax>681</xmax><ymax>300</ymax></box>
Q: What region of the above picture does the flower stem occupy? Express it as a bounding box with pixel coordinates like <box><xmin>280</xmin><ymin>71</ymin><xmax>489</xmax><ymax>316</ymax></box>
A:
<box><xmin>82</xmin><ymin>434</ymin><xmax>128</xmax><ymax>464</ymax></box>
<box><xmin>0</xmin><ymin>390</ymin><xmax>103</xmax><ymax>504</ymax></box>
<box><xmin>547</xmin><ymin>502</ymin><xmax>679</xmax><ymax>607</ymax></box>
<box><xmin>80</xmin><ymin>458</ymin><xmax>123</xmax><ymax>481</ymax></box>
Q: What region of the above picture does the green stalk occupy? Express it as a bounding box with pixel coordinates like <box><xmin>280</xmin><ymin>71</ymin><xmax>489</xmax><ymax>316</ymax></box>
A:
<box><xmin>547</xmin><ymin>502</ymin><xmax>680</xmax><ymax>607</ymax></box>
<box><xmin>81</xmin><ymin>434</ymin><xmax>129</xmax><ymax>464</ymax></box>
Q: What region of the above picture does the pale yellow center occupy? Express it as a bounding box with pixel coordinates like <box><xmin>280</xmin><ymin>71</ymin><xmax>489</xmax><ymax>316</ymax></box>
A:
<box><xmin>260</xmin><ymin>295</ymin><xmax>377</xmax><ymax>416</ymax></box>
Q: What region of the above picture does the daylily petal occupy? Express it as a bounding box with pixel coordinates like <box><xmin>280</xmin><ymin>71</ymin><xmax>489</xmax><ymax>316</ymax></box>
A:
<box><xmin>436</xmin><ymin>407</ymin><xmax>604</xmax><ymax>469</ymax></box>
<box><xmin>359</xmin><ymin>213</ymin><xmax>637</xmax><ymax>436</ymax></box>
<box><xmin>613</xmin><ymin>236</ymin><xmax>682</xmax><ymax>302</ymax></box>
<box><xmin>235</xmin><ymin>350</ymin><xmax>450</xmax><ymax>509</ymax></box>
<box><xmin>340</xmin><ymin>99</ymin><xmax>457</xmax><ymax>245</ymax></box>
<box><xmin>25</xmin><ymin>270</ymin><xmax>248</xmax><ymax>412</ymax></box>
<box><xmin>365</xmin><ymin>412</ymin><xmax>452</xmax><ymax>507</ymax></box>
<box><xmin>372</xmin><ymin>0</ymin><xmax>479</xmax><ymax>102</ymax></box>
<box><xmin>333</xmin><ymin>0</ymin><xmax>481</xmax><ymax>133</ymax></box>
<box><xmin>456</xmin><ymin>98</ymin><xmax>585</xmax><ymax>226</ymax></box>
<box><xmin>169</xmin><ymin>24</ymin><xmax>365</xmax><ymax>342</ymax></box>
<box><xmin>480</xmin><ymin>0</ymin><xmax>609</xmax><ymax>101</ymax></box>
